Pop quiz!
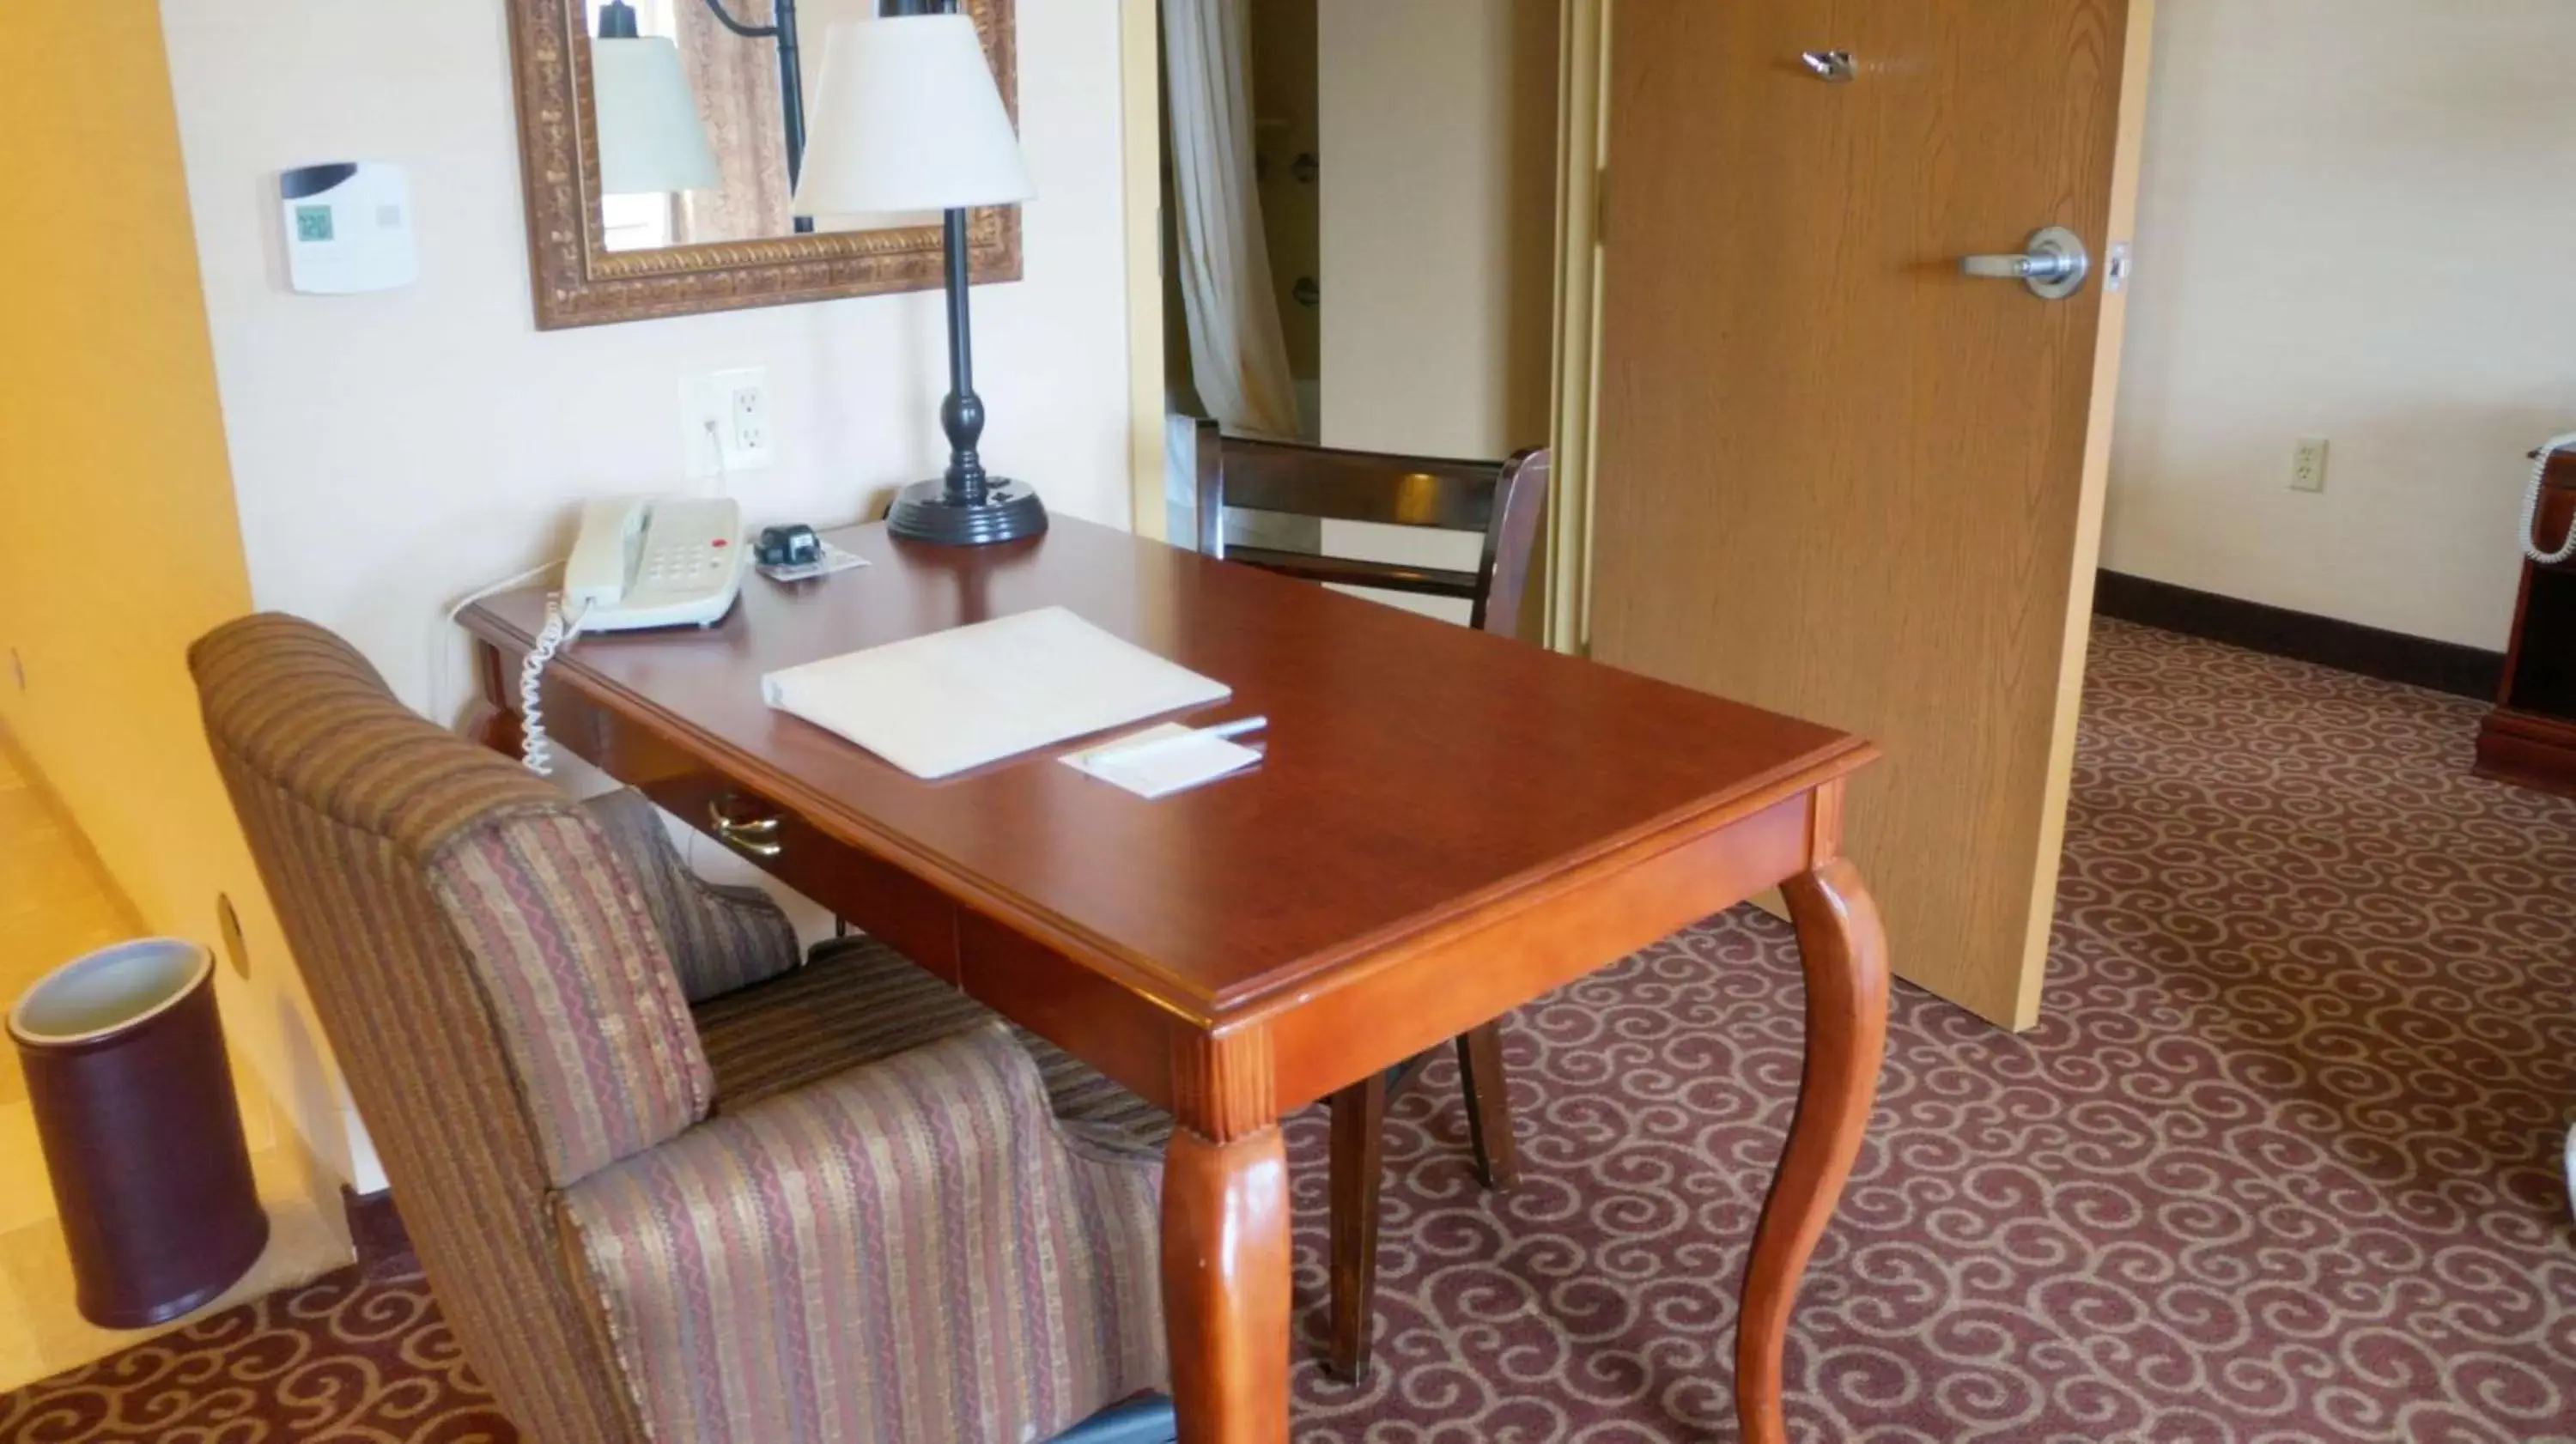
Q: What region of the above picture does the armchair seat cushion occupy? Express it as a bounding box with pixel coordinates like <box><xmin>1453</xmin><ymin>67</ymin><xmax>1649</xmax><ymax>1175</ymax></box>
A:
<box><xmin>561</xmin><ymin>1022</ymin><xmax>1168</xmax><ymax>1444</ymax></box>
<box><xmin>696</xmin><ymin>937</ymin><xmax>1172</xmax><ymax>1160</ymax></box>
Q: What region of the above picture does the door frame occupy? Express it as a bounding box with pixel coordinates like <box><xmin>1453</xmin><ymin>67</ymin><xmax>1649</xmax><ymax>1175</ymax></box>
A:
<box><xmin>1542</xmin><ymin>0</ymin><xmax>1611</xmax><ymax>654</ymax></box>
<box><xmin>1121</xmin><ymin>0</ymin><xmax>1169</xmax><ymax>539</ymax></box>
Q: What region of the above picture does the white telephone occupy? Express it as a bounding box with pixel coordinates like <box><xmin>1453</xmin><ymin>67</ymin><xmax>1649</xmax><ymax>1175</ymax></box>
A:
<box><xmin>562</xmin><ymin>496</ymin><xmax>748</xmax><ymax>632</ymax></box>
<box><xmin>519</xmin><ymin>497</ymin><xmax>745</xmax><ymax>774</ymax></box>
<box><xmin>2522</xmin><ymin>434</ymin><xmax>2576</xmax><ymax>566</ymax></box>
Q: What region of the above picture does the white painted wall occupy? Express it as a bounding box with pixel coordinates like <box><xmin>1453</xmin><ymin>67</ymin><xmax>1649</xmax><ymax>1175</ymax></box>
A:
<box><xmin>1310</xmin><ymin>0</ymin><xmax>1555</xmax><ymax>622</ymax></box>
<box><xmin>1314</xmin><ymin>0</ymin><xmax>1552</xmax><ymax>461</ymax></box>
<box><xmin>161</xmin><ymin>0</ymin><xmax>1136</xmax><ymax>718</ymax></box>
<box><xmin>157</xmin><ymin>0</ymin><xmax>1137</xmax><ymax>1185</ymax></box>
<box><xmin>2105</xmin><ymin>0</ymin><xmax>2576</xmax><ymax>650</ymax></box>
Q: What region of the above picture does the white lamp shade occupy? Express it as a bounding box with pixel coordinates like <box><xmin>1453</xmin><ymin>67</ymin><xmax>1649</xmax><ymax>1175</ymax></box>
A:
<box><xmin>593</xmin><ymin>36</ymin><xmax>720</xmax><ymax>195</ymax></box>
<box><xmin>793</xmin><ymin>15</ymin><xmax>1034</xmax><ymax>217</ymax></box>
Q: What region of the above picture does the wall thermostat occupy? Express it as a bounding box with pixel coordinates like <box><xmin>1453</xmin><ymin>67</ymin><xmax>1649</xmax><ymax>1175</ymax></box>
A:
<box><xmin>279</xmin><ymin>161</ymin><xmax>416</xmax><ymax>294</ymax></box>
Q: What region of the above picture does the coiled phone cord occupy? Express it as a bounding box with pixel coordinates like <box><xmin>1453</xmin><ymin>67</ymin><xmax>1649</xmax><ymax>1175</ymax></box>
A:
<box><xmin>519</xmin><ymin>598</ymin><xmax>585</xmax><ymax>775</ymax></box>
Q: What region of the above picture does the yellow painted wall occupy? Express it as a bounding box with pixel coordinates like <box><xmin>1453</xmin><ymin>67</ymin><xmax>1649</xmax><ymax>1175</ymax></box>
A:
<box><xmin>0</xmin><ymin>10</ymin><xmax>318</xmax><ymax>1169</ymax></box>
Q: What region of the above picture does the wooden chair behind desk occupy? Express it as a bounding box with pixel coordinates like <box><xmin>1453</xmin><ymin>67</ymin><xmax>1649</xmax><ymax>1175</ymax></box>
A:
<box><xmin>1193</xmin><ymin>419</ymin><xmax>1551</xmax><ymax>1380</ymax></box>
<box><xmin>1193</xmin><ymin>421</ymin><xmax>1550</xmax><ymax>638</ymax></box>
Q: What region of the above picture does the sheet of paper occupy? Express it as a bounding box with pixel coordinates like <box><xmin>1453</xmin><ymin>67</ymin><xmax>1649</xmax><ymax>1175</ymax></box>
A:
<box><xmin>1060</xmin><ymin>724</ymin><xmax>1262</xmax><ymax>798</ymax></box>
<box><xmin>759</xmin><ymin>606</ymin><xmax>1230</xmax><ymax>780</ymax></box>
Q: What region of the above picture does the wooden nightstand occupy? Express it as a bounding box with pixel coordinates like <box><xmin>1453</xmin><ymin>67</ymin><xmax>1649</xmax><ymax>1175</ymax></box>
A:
<box><xmin>2476</xmin><ymin>448</ymin><xmax>2576</xmax><ymax>797</ymax></box>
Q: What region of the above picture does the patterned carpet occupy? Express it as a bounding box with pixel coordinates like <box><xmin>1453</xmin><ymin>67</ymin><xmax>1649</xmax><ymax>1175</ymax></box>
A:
<box><xmin>5</xmin><ymin>621</ymin><xmax>2572</xmax><ymax>1443</ymax></box>
<box><xmin>0</xmin><ymin>1259</ymin><xmax>509</xmax><ymax>1441</ymax></box>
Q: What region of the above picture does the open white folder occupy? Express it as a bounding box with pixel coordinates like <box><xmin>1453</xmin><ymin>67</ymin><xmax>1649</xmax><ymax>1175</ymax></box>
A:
<box><xmin>758</xmin><ymin>606</ymin><xmax>1231</xmax><ymax>780</ymax></box>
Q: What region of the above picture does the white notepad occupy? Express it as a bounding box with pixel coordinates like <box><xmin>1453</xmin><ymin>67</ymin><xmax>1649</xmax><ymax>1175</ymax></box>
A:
<box><xmin>1060</xmin><ymin>724</ymin><xmax>1264</xmax><ymax>798</ymax></box>
<box><xmin>759</xmin><ymin>606</ymin><xmax>1231</xmax><ymax>780</ymax></box>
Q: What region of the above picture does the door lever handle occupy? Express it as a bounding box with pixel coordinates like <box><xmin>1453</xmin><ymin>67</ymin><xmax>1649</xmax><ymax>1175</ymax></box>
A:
<box><xmin>1960</xmin><ymin>226</ymin><xmax>2091</xmax><ymax>300</ymax></box>
<box><xmin>1961</xmin><ymin>255</ymin><xmax>2053</xmax><ymax>279</ymax></box>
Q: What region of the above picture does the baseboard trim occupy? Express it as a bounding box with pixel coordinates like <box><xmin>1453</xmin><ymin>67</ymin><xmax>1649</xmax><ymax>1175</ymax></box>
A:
<box><xmin>342</xmin><ymin>1186</ymin><xmax>416</xmax><ymax>1277</ymax></box>
<box><xmin>2094</xmin><ymin>572</ymin><xmax>2505</xmax><ymax>701</ymax></box>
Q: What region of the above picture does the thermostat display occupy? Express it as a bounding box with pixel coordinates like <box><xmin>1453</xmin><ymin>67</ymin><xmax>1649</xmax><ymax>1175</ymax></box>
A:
<box><xmin>279</xmin><ymin>161</ymin><xmax>415</xmax><ymax>294</ymax></box>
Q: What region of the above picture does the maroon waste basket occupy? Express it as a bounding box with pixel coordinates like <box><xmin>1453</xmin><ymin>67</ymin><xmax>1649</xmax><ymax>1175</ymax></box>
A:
<box><xmin>8</xmin><ymin>938</ymin><xmax>268</xmax><ymax>1327</ymax></box>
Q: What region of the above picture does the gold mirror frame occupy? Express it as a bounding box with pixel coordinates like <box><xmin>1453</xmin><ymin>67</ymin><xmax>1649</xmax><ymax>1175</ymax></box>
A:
<box><xmin>505</xmin><ymin>0</ymin><xmax>1021</xmax><ymax>330</ymax></box>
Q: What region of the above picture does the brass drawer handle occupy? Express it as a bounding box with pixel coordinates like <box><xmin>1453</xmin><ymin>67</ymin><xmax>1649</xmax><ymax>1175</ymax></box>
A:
<box><xmin>708</xmin><ymin>798</ymin><xmax>784</xmax><ymax>859</ymax></box>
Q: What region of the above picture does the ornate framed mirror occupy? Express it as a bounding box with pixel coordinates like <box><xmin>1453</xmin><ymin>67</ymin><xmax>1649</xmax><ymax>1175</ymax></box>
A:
<box><xmin>504</xmin><ymin>0</ymin><xmax>1020</xmax><ymax>330</ymax></box>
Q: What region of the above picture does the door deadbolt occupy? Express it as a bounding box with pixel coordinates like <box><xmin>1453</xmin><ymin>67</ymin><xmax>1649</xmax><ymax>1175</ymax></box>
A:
<box><xmin>1800</xmin><ymin>50</ymin><xmax>1856</xmax><ymax>82</ymax></box>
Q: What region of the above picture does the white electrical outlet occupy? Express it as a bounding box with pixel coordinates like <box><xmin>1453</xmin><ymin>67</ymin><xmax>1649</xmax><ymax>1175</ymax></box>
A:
<box><xmin>732</xmin><ymin>384</ymin><xmax>769</xmax><ymax>459</ymax></box>
<box><xmin>682</xmin><ymin>367</ymin><xmax>774</xmax><ymax>479</ymax></box>
<box><xmin>2291</xmin><ymin>436</ymin><xmax>2329</xmax><ymax>494</ymax></box>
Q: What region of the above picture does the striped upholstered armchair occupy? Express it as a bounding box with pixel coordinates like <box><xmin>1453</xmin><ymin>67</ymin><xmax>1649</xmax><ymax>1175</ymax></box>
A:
<box><xmin>191</xmin><ymin>615</ymin><xmax>1175</xmax><ymax>1444</ymax></box>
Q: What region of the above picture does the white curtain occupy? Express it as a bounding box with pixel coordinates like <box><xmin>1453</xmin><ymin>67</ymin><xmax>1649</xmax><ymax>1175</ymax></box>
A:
<box><xmin>1163</xmin><ymin>0</ymin><xmax>1301</xmax><ymax>441</ymax></box>
<box><xmin>671</xmin><ymin>0</ymin><xmax>795</xmax><ymax>244</ymax></box>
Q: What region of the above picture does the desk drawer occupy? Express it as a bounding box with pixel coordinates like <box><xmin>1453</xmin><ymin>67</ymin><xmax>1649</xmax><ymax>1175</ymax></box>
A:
<box><xmin>520</xmin><ymin>676</ymin><xmax>961</xmax><ymax>981</ymax></box>
<box><xmin>2536</xmin><ymin>480</ymin><xmax>2576</xmax><ymax>563</ymax></box>
<box><xmin>641</xmin><ymin>771</ymin><xmax>961</xmax><ymax>983</ymax></box>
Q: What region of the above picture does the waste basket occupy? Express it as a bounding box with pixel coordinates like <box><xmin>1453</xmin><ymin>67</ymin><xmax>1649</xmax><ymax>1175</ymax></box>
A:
<box><xmin>8</xmin><ymin>938</ymin><xmax>268</xmax><ymax>1327</ymax></box>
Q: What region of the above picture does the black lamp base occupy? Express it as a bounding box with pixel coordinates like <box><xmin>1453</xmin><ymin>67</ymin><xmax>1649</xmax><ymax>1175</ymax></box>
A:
<box><xmin>885</xmin><ymin>476</ymin><xmax>1048</xmax><ymax>546</ymax></box>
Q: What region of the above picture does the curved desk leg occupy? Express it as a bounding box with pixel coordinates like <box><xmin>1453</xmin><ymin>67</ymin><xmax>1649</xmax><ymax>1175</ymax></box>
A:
<box><xmin>1164</xmin><ymin>1124</ymin><xmax>1291</xmax><ymax>1444</ymax></box>
<box><xmin>1736</xmin><ymin>856</ymin><xmax>1890</xmax><ymax>1444</ymax></box>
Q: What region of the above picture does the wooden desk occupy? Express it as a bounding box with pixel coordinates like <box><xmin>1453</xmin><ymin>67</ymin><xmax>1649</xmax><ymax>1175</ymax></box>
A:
<box><xmin>2477</xmin><ymin>449</ymin><xmax>2576</xmax><ymax>797</ymax></box>
<box><xmin>459</xmin><ymin>519</ymin><xmax>1887</xmax><ymax>1444</ymax></box>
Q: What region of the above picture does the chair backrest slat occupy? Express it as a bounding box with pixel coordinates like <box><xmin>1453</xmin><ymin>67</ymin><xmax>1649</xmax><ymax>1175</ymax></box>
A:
<box><xmin>1213</xmin><ymin>436</ymin><xmax>1498</xmax><ymax>531</ymax></box>
<box><xmin>1193</xmin><ymin>419</ymin><xmax>1552</xmax><ymax>637</ymax></box>
<box><xmin>1221</xmin><ymin>547</ymin><xmax>1483</xmax><ymax>600</ymax></box>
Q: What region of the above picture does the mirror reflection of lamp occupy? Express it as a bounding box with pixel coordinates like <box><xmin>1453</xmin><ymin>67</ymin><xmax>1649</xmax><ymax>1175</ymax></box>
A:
<box><xmin>592</xmin><ymin>0</ymin><xmax>720</xmax><ymax>197</ymax></box>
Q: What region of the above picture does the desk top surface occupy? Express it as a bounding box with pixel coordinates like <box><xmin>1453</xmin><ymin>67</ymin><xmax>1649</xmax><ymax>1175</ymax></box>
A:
<box><xmin>464</xmin><ymin>519</ymin><xmax>1872</xmax><ymax>1017</ymax></box>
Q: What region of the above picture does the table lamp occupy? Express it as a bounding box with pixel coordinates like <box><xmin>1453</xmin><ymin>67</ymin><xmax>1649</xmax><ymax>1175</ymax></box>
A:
<box><xmin>592</xmin><ymin>1</ymin><xmax>720</xmax><ymax>196</ymax></box>
<box><xmin>793</xmin><ymin>11</ymin><xmax>1043</xmax><ymax>545</ymax></box>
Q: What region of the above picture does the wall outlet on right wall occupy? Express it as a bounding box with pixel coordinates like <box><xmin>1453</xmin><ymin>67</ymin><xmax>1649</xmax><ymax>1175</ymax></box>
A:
<box><xmin>2291</xmin><ymin>437</ymin><xmax>2330</xmax><ymax>494</ymax></box>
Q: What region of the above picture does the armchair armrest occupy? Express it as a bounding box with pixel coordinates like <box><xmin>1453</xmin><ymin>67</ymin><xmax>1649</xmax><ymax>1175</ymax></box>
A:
<box><xmin>560</xmin><ymin>1022</ymin><xmax>1167</xmax><ymax>1444</ymax></box>
<box><xmin>582</xmin><ymin>787</ymin><xmax>798</xmax><ymax>1001</ymax></box>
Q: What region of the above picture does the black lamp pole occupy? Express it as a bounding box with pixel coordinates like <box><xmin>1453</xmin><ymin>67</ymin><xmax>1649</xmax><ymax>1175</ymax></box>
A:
<box><xmin>881</xmin><ymin>195</ymin><xmax>1045</xmax><ymax>545</ymax></box>
<box><xmin>940</xmin><ymin>206</ymin><xmax>985</xmax><ymax>502</ymax></box>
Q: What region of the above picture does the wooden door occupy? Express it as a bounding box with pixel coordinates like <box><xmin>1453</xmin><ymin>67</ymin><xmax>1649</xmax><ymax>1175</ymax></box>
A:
<box><xmin>1589</xmin><ymin>1</ymin><xmax>2154</xmax><ymax>1029</ymax></box>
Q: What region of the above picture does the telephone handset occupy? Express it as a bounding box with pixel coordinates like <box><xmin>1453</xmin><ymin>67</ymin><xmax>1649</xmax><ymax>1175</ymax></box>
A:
<box><xmin>2522</xmin><ymin>434</ymin><xmax>2576</xmax><ymax>566</ymax></box>
<box><xmin>519</xmin><ymin>497</ymin><xmax>746</xmax><ymax>774</ymax></box>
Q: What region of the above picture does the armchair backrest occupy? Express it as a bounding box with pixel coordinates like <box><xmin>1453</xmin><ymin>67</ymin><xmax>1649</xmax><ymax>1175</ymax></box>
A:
<box><xmin>191</xmin><ymin>613</ymin><xmax>708</xmax><ymax>1443</ymax></box>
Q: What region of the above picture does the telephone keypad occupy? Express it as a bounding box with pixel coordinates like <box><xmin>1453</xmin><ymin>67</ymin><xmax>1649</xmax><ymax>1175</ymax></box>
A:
<box><xmin>642</xmin><ymin>543</ymin><xmax>720</xmax><ymax>590</ymax></box>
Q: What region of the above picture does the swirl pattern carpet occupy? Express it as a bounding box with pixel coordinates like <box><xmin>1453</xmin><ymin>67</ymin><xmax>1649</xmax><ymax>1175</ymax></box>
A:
<box><xmin>4</xmin><ymin>620</ymin><xmax>2572</xmax><ymax>1443</ymax></box>
<box><xmin>0</xmin><ymin>1260</ymin><xmax>508</xmax><ymax>1442</ymax></box>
